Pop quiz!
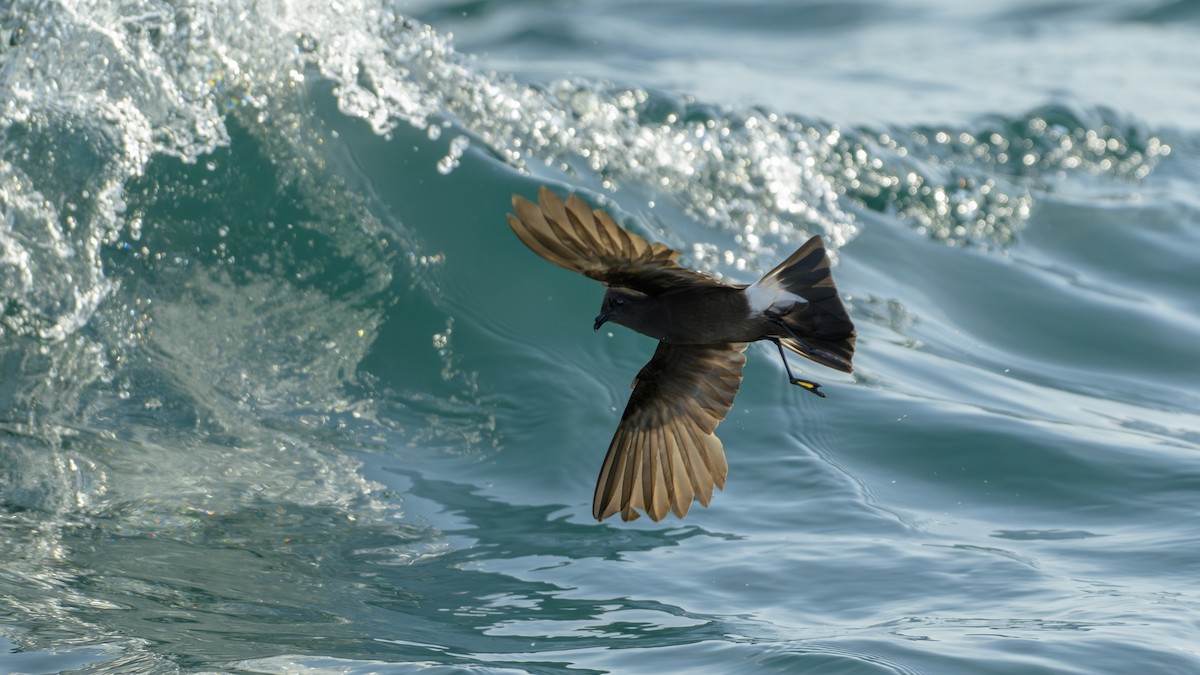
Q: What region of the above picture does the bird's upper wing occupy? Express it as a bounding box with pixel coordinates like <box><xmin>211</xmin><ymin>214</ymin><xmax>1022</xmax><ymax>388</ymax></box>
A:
<box><xmin>593</xmin><ymin>342</ymin><xmax>748</xmax><ymax>522</ymax></box>
<box><xmin>509</xmin><ymin>187</ymin><xmax>729</xmax><ymax>294</ymax></box>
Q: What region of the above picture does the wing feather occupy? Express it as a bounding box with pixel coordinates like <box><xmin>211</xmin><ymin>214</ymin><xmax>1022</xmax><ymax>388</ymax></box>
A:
<box><xmin>665</xmin><ymin>426</ymin><xmax>693</xmax><ymax>518</ymax></box>
<box><xmin>592</xmin><ymin>342</ymin><xmax>747</xmax><ymax>522</ymax></box>
<box><xmin>510</xmin><ymin>187</ymin><xmax>728</xmax><ymax>294</ymax></box>
<box><xmin>670</xmin><ymin>422</ymin><xmax>710</xmax><ymax>506</ymax></box>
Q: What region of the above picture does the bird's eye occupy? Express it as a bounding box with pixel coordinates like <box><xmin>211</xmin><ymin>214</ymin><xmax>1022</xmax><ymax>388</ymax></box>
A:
<box><xmin>614</xmin><ymin>298</ymin><xmax>626</xmax><ymax>307</ymax></box>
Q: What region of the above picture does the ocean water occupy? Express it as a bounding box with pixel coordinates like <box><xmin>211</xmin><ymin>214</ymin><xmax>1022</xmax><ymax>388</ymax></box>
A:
<box><xmin>1</xmin><ymin>0</ymin><xmax>1199</xmax><ymax>672</ymax></box>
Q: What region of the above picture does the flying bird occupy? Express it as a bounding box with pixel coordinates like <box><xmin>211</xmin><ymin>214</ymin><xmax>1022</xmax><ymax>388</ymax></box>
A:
<box><xmin>508</xmin><ymin>187</ymin><xmax>856</xmax><ymax>522</ymax></box>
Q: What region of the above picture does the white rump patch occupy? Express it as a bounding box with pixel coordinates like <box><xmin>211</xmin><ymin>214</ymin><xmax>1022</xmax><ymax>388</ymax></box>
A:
<box><xmin>746</xmin><ymin>275</ymin><xmax>806</xmax><ymax>314</ymax></box>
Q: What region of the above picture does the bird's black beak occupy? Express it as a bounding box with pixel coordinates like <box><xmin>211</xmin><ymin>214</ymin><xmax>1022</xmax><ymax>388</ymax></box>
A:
<box><xmin>593</xmin><ymin>313</ymin><xmax>609</xmax><ymax>331</ymax></box>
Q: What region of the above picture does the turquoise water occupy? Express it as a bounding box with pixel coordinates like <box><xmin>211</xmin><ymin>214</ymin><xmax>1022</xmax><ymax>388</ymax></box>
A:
<box><xmin>2</xmin><ymin>0</ymin><xmax>1199</xmax><ymax>672</ymax></box>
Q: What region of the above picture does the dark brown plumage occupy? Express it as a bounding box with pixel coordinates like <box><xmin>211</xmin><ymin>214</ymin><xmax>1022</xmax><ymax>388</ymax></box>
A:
<box><xmin>508</xmin><ymin>187</ymin><xmax>856</xmax><ymax>522</ymax></box>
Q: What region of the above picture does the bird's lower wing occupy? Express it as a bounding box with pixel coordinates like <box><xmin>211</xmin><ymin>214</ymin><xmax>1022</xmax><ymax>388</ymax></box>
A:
<box><xmin>593</xmin><ymin>342</ymin><xmax>748</xmax><ymax>522</ymax></box>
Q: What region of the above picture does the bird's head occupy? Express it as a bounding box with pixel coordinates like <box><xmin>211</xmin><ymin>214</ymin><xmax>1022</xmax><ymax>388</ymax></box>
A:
<box><xmin>595</xmin><ymin>287</ymin><xmax>653</xmax><ymax>332</ymax></box>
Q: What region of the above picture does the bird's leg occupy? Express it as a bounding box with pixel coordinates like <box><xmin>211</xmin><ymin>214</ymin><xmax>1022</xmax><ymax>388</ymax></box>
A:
<box><xmin>772</xmin><ymin>339</ymin><xmax>826</xmax><ymax>398</ymax></box>
<box><xmin>766</xmin><ymin>312</ymin><xmax>819</xmax><ymax>354</ymax></box>
<box><xmin>764</xmin><ymin>312</ymin><xmax>827</xmax><ymax>397</ymax></box>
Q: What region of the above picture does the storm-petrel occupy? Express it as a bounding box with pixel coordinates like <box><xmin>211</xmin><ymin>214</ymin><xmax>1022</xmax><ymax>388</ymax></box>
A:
<box><xmin>508</xmin><ymin>187</ymin><xmax>856</xmax><ymax>522</ymax></box>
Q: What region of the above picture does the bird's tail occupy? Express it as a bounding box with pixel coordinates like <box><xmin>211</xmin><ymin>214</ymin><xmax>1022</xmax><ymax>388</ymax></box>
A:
<box><xmin>748</xmin><ymin>235</ymin><xmax>856</xmax><ymax>373</ymax></box>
